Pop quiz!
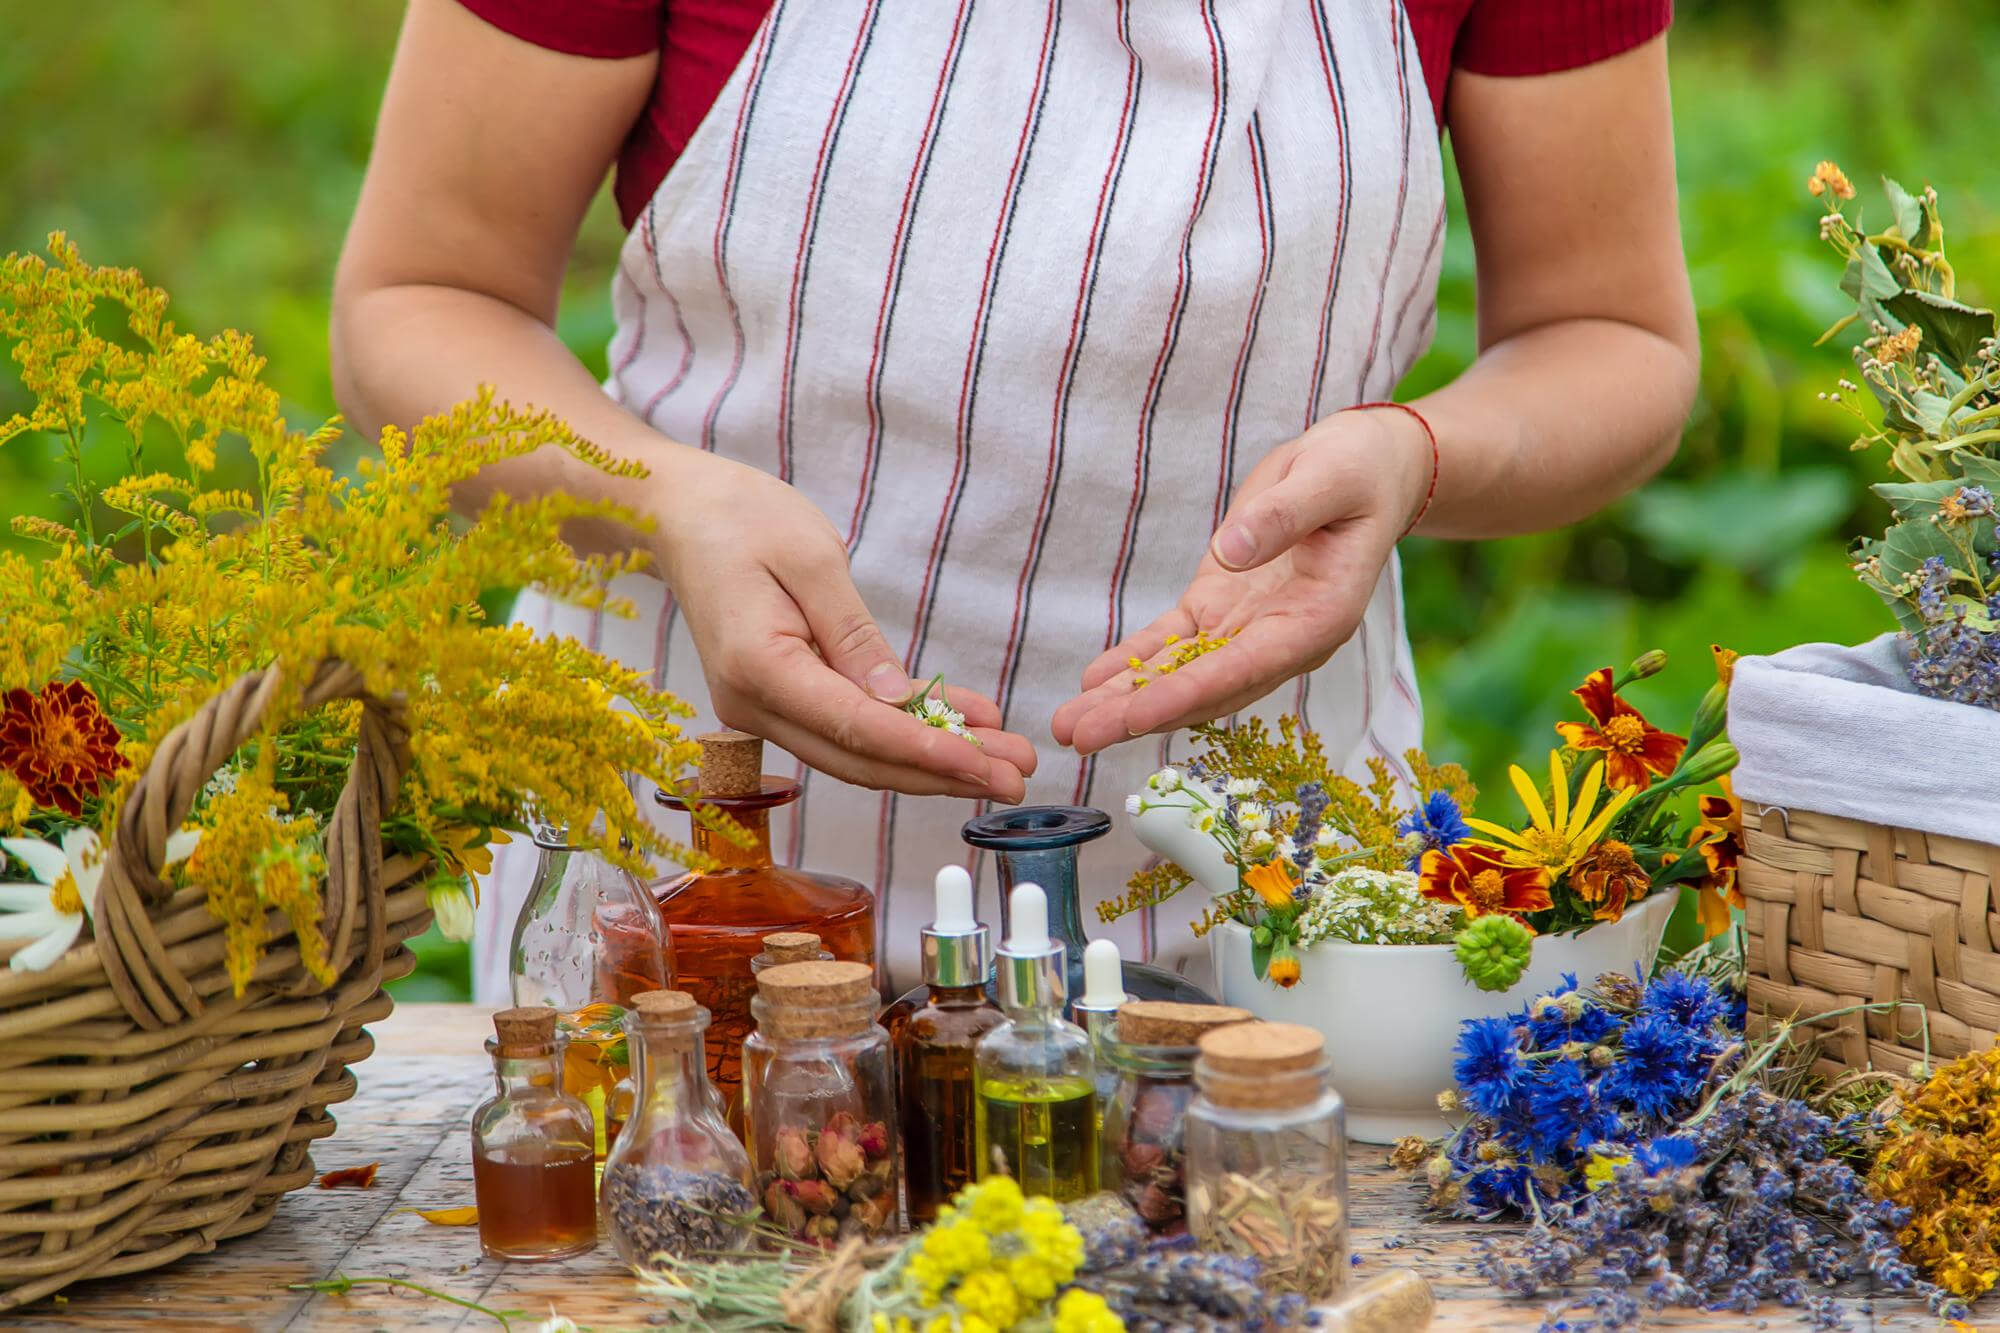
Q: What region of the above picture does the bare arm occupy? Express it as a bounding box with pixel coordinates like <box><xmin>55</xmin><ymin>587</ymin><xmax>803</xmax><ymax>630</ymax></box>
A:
<box><xmin>1055</xmin><ymin>36</ymin><xmax>1698</xmax><ymax>753</ymax></box>
<box><xmin>334</xmin><ymin>0</ymin><xmax>1033</xmax><ymax>798</ymax></box>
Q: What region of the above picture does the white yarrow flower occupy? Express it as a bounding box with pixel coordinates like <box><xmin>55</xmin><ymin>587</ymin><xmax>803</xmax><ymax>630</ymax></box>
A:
<box><xmin>0</xmin><ymin>827</ymin><xmax>200</xmax><ymax>972</ymax></box>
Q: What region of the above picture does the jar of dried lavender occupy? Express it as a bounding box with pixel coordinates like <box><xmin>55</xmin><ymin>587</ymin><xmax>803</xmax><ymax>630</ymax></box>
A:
<box><xmin>1185</xmin><ymin>1021</ymin><xmax>1348</xmax><ymax>1302</ymax></box>
<box><xmin>1098</xmin><ymin>1001</ymin><xmax>1252</xmax><ymax>1236</ymax></box>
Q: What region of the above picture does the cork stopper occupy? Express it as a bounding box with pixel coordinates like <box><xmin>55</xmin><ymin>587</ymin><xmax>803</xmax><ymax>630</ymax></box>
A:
<box><xmin>632</xmin><ymin>989</ymin><xmax>699</xmax><ymax>1020</ymax></box>
<box><xmin>697</xmin><ymin>730</ymin><xmax>765</xmax><ymax>797</ymax></box>
<box><xmin>761</xmin><ymin>932</ymin><xmax>827</xmax><ymax>965</ymax></box>
<box><xmin>493</xmin><ymin>1006</ymin><xmax>558</xmax><ymax>1054</ymax></box>
<box><xmin>1196</xmin><ymin>1021</ymin><xmax>1326</xmax><ymax>1110</ymax></box>
<box><xmin>1117</xmin><ymin>1000</ymin><xmax>1255</xmax><ymax>1047</ymax></box>
<box><xmin>755</xmin><ymin>960</ymin><xmax>877</xmax><ymax>1039</ymax></box>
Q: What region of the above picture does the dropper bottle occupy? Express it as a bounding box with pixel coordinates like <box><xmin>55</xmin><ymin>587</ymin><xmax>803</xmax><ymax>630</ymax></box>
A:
<box><xmin>881</xmin><ymin>865</ymin><xmax>1006</xmax><ymax>1225</ymax></box>
<box><xmin>1073</xmin><ymin>938</ymin><xmax>1129</xmax><ymax>1111</ymax></box>
<box><xmin>973</xmin><ymin>883</ymin><xmax>1100</xmax><ymax>1202</ymax></box>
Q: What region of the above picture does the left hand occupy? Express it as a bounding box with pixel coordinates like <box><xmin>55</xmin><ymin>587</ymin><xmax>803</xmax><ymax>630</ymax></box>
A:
<box><xmin>1051</xmin><ymin>406</ymin><xmax>1432</xmax><ymax>755</ymax></box>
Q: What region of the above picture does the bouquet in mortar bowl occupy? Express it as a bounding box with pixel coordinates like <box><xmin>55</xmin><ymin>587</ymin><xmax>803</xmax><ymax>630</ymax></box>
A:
<box><xmin>1117</xmin><ymin>650</ymin><xmax>1742</xmax><ymax>993</ymax></box>
<box><xmin>0</xmin><ymin>237</ymin><xmax>707</xmax><ymax>987</ymax></box>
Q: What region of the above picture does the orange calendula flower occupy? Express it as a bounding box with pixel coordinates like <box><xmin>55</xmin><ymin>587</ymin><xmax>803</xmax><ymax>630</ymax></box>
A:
<box><xmin>1554</xmin><ymin>668</ymin><xmax>1686</xmax><ymax>792</ymax></box>
<box><xmin>1266</xmin><ymin>953</ymin><xmax>1301</xmax><ymax>988</ymax></box>
<box><xmin>1420</xmin><ymin>843</ymin><xmax>1551</xmax><ymax>920</ymax></box>
<box><xmin>0</xmin><ymin>681</ymin><xmax>128</xmax><ymax>818</ymax></box>
<box><xmin>1711</xmin><ymin>644</ymin><xmax>1737</xmax><ymax>687</ymax></box>
<box><xmin>1689</xmin><ymin>775</ymin><xmax>1745</xmax><ymax>939</ymax></box>
<box><xmin>1572</xmin><ymin>840</ymin><xmax>1650</xmax><ymax>923</ymax></box>
<box><xmin>1242</xmin><ymin>858</ymin><xmax>1300</xmax><ymax>909</ymax></box>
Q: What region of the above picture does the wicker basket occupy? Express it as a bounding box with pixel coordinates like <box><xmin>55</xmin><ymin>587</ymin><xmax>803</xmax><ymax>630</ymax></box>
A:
<box><xmin>0</xmin><ymin>660</ymin><xmax>433</xmax><ymax>1310</ymax></box>
<box><xmin>1741</xmin><ymin>800</ymin><xmax>2000</xmax><ymax>1078</ymax></box>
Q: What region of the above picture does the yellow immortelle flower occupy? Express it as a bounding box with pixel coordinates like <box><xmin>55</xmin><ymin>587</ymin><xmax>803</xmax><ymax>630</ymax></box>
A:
<box><xmin>1463</xmin><ymin>751</ymin><xmax>1634</xmax><ymax>875</ymax></box>
<box><xmin>1054</xmin><ymin>1289</ymin><xmax>1125</xmax><ymax>1333</ymax></box>
<box><xmin>1807</xmin><ymin>159</ymin><xmax>1855</xmax><ymax>201</ymax></box>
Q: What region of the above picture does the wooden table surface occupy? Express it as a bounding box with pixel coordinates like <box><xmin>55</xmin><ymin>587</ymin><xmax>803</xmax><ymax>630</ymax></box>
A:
<box><xmin>23</xmin><ymin>1003</ymin><xmax>1973</xmax><ymax>1332</ymax></box>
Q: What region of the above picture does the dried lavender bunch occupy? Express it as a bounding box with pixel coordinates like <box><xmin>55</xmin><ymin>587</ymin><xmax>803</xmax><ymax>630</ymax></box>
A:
<box><xmin>1091</xmin><ymin>1234</ymin><xmax>1321</xmax><ymax>1332</ymax></box>
<box><xmin>1063</xmin><ymin>1191</ymin><xmax>1148</xmax><ymax>1272</ymax></box>
<box><xmin>1477</xmin><ymin>1088</ymin><xmax>1971</xmax><ymax>1332</ymax></box>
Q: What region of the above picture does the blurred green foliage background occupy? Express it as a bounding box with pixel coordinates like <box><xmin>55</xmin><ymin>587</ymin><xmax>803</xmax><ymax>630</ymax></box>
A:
<box><xmin>4</xmin><ymin>0</ymin><xmax>1997</xmax><ymax>998</ymax></box>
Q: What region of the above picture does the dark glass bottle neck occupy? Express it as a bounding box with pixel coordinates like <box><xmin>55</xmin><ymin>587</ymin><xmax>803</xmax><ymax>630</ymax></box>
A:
<box><xmin>991</xmin><ymin>845</ymin><xmax>1087</xmax><ymax>951</ymax></box>
<box><xmin>928</xmin><ymin>983</ymin><xmax>991</xmax><ymax>1008</ymax></box>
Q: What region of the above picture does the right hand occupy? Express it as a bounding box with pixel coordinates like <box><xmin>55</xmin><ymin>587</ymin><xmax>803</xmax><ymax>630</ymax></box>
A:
<box><xmin>653</xmin><ymin>453</ymin><xmax>1036</xmax><ymax>801</ymax></box>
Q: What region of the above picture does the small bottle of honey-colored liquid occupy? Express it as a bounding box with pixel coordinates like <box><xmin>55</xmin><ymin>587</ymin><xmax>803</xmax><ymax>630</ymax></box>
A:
<box><xmin>471</xmin><ymin>1007</ymin><xmax>598</xmax><ymax>1262</ymax></box>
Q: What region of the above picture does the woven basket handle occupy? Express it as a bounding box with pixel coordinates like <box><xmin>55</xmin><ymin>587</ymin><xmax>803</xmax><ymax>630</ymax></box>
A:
<box><xmin>93</xmin><ymin>659</ymin><xmax>410</xmax><ymax>1030</ymax></box>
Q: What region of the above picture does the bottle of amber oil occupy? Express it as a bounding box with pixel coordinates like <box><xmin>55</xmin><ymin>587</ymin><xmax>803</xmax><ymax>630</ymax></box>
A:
<box><xmin>471</xmin><ymin>1007</ymin><xmax>598</xmax><ymax>1262</ymax></box>
<box><xmin>973</xmin><ymin>883</ymin><xmax>1099</xmax><ymax>1202</ymax></box>
<box><xmin>884</xmin><ymin>865</ymin><xmax>1004</xmax><ymax>1225</ymax></box>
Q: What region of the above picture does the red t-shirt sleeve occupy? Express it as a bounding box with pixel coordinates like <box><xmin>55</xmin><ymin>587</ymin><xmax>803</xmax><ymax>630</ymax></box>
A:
<box><xmin>1455</xmin><ymin>0</ymin><xmax>1672</xmax><ymax>78</ymax></box>
<box><xmin>454</xmin><ymin>0</ymin><xmax>664</xmax><ymax>60</ymax></box>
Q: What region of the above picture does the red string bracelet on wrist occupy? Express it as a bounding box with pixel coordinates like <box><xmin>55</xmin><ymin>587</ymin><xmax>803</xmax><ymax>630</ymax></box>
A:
<box><xmin>1347</xmin><ymin>400</ymin><xmax>1438</xmax><ymax>538</ymax></box>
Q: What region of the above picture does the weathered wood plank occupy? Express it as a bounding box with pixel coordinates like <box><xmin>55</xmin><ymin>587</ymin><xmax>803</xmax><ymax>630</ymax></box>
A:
<box><xmin>15</xmin><ymin>1004</ymin><xmax>1970</xmax><ymax>1332</ymax></box>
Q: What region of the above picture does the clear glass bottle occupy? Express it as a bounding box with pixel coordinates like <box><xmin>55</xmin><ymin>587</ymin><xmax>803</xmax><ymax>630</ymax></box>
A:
<box><xmin>751</xmin><ymin>931</ymin><xmax>833</xmax><ymax>975</ymax></box>
<box><xmin>510</xmin><ymin>824</ymin><xmax>674</xmax><ymax>1163</ymax></box>
<box><xmin>1072</xmin><ymin>938</ymin><xmax>1130</xmax><ymax>1112</ymax></box>
<box><xmin>653</xmin><ymin>732</ymin><xmax>876</xmax><ymax>1123</ymax></box>
<box><xmin>1186</xmin><ymin>1021</ymin><xmax>1348</xmax><ymax>1302</ymax></box>
<box><xmin>973</xmin><ymin>883</ymin><xmax>1099</xmax><ymax>1203</ymax></box>
<box><xmin>471</xmin><ymin>1007</ymin><xmax>598</xmax><ymax>1261</ymax></box>
<box><xmin>881</xmin><ymin>866</ymin><xmax>1004</xmax><ymax>1226</ymax></box>
<box><xmin>1098</xmin><ymin>1000</ymin><xmax>1252</xmax><ymax>1237</ymax></box>
<box><xmin>742</xmin><ymin>960</ymin><xmax>900</xmax><ymax>1247</ymax></box>
<box><xmin>599</xmin><ymin>990</ymin><xmax>757</xmax><ymax>1271</ymax></box>
<box><xmin>962</xmin><ymin>806</ymin><xmax>1213</xmax><ymax>1017</ymax></box>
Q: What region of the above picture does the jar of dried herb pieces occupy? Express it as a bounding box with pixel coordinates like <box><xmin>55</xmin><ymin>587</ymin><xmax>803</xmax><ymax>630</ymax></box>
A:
<box><xmin>1185</xmin><ymin>1021</ymin><xmax>1347</xmax><ymax>1301</ymax></box>
<box><xmin>743</xmin><ymin>960</ymin><xmax>899</xmax><ymax>1247</ymax></box>
<box><xmin>1099</xmin><ymin>1001</ymin><xmax>1252</xmax><ymax>1237</ymax></box>
<box><xmin>600</xmin><ymin>990</ymin><xmax>756</xmax><ymax>1271</ymax></box>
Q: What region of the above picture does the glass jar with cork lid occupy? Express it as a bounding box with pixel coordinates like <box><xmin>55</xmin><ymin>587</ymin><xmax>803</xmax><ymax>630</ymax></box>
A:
<box><xmin>471</xmin><ymin>1007</ymin><xmax>598</xmax><ymax>1262</ymax></box>
<box><xmin>653</xmin><ymin>732</ymin><xmax>876</xmax><ymax>1121</ymax></box>
<box><xmin>600</xmin><ymin>990</ymin><xmax>756</xmax><ymax>1270</ymax></box>
<box><xmin>1185</xmin><ymin>1021</ymin><xmax>1347</xmax><ymax>1302</ymax></box>
<box><xmin>1099</xmin><ymin>1000</ymin><xmax>1252</xmax><ymax>1237</ymax></box>
<box><xmin>751</xmin><ymin>931</ymin><xmax>834</xmax><ymax>975</ymax></box>
<box><xmin>742</xmin><ymin>960</ymin><xmax>899</xmax><ymax>1247</ymax></box>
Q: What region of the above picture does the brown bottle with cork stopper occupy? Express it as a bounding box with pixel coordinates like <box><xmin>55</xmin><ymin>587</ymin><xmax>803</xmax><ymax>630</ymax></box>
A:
<box><xmin>652</xmin><ymin>731</ymin><xmax>876</xmax><ymax>1121</ymax></box>
<box><xmin>471</xmin><ymin>1007</ymin><xmax>598</xmax><ymax>1261</ymax></box>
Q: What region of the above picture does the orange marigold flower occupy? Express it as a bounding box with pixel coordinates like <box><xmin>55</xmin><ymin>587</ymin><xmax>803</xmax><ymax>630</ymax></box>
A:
<box><xmin>1420</xmin><ymin>843</ymin><xmax>1551</xmax><ymax>920</ymax></box>
<box><xmin>1571</xmin><ymin>839</ymin><xmax>1650</xmax><ymax>923</ymax></box>
<box><xmin>1554</xmin><ymin>668</ymin><xmax>1686</xmax><ymax>792</ymax></box>
<box><xmin>1689</xmin><ymin>775</ymin><xmax>1745</xmax><ymax>939</ymax></box>
<box><xmin>1266</xmin><ymin>953</ymin><xmax>1301</xmax><ymax>988</ymax></box>
<box><xmin>1242</xmin><ymin>857</ymin><xmax>1301</xmax><ymax>909</ymax></box>
<box><xmin>0</xmin><ymin>681</ymin><xmax>127</xmax><ymax>818</ymax></box>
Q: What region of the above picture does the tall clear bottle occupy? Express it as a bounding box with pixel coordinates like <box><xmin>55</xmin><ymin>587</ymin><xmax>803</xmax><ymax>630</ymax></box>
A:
<box><xmin>471</xmin><ymin>1007</ymin><xmax>598</xmax><ymax>1261</ymax></box>
<box><xmin>962</xmin><ymin>807</ymin><xmax>1212</xmax><ymax>1016</ymax></box>
<box><xmin>881</xmin><ymin>865</ymin><xmax>1004</xmax><ymax>1225</ymax></box>
<box><xmin>973</xmin><ymin>883</ymin><xmax>1099</xmax><ymax>1202</ymax></box>
<box><xmin>510</xmin><ymin>823</ymin><xmax>674</xmax><ymax>1163</ymax></box>
<box><xmin>599</xmin><ymin>990</ymin><xmax>756</xmax><ymax>1270</ymax></box>
<box><xmin>653</xmin><ymin>732</ymin><xmax>876</xmax><ymax>1123</ymax></box>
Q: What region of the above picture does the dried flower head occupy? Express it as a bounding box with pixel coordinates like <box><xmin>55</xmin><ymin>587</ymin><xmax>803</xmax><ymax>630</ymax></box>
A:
<box><xmin>1808</xmin><ymin>159</ymin><xmax>1856</xmax><ymax>201</ymax></box>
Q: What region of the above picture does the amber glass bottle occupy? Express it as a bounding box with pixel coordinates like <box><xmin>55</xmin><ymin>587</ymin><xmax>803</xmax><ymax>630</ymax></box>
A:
<box><xmin>653</xmin><ymin>732</ymin><xmax>876</xmax><ymax>1120</ymax></box>
<box><xmin>881</xmin><ymin>866</ymin><xmax>1004</xmax><ymax>1225</ymax></box>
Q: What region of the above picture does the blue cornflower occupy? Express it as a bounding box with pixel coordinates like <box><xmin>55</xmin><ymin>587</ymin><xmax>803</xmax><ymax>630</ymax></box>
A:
<box><xmin>1397</xmin><ymin>790</ymin><xmax>1473</xmax><ymax>872</ymax></box>
<box><xmin>1598</xmin><ymin>1014</ymin><xmax>1704</xmax><ymax>1121</ymax></box>
<box><xmin>1631</xmin><ymin>1135</ymin><xmax>1699</xmax><ymax>1175</ymax></box>
<box><xmin>1525</xmin><ymin>974</ymin><xmax>1620</xmax><ymax>1048</ymax></box>
<box><xmin>1454</xmin><ymin>1015</ymin><xmax>1530</xmax><ymax>1117</ymax></box>
<box><xmin>1640</xmin><ymin>970</ymin><xmax>1732</xmax><ymax>1034</ymax></box>
<box><xmin>1525</xmin><ymin>1059</ymin><xmax>1603</xmax><ymax>1159</ymax></box>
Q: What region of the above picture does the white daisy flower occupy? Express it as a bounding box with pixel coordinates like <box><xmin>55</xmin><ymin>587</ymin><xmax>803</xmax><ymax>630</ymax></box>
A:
<box><xmin>0</xmin><ymin>827</ymin><xmax>200</xmax><ymax>972</ymax></box>
<box><xmin>1224</xmin><ymin>777</ymin><xmax>1260</xmax><ymax>799</ymax></box>
<box><xmin>1236</xmin><ymin>803</ymin><xmax>1269</xmax><ymax>833</ymax></box>
<box><xmin>1315</xmin><ymin>825</ymin><xmax>1340</xmax><ymax>849</ymax></box>
<box><xmin>1186</xmin><ymin>808</ymin><xmax>1218</xmax><ymax>835</ymax></box>
<box><xmin>1275</xmin><ymin>835</ymin><xmax>1298</xmax><ymax>861</ymax></box>
<box><xmin>1124</xmin><ymin>794</ymin><xmax>1144</xmax><ymax>817</ymax></box>
<box><xmin>1243</xmin><ymin>830</ymin><xmax>1276</xmax><ymax>859</ymax></box>
<box><xmin>1147</xmin><ymin>767</ymin><xmax>1183</xmax><ymax>794</ymax></box>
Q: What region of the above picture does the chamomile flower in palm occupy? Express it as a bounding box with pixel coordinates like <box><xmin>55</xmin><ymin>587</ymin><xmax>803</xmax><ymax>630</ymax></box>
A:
<box><xmin>903</xmin><ymin>675</ymin><xmax>982</xmax><ymax>747</ymax></box>
<box><xmin>0</xmin><ymin>827</ymin><xmax>199</xmax><ymax>971</ymax></box>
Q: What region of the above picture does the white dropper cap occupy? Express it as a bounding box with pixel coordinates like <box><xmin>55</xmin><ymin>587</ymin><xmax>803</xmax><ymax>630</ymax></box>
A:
<box><xmin>1078</xmin><ymin>938</ymin><xmax>1125</xmax><ymax>1013</ymax></box>
<box><xmin>933</xmin><ymin>865</ymin><xmax>977</xmax><ymax>931</ymax></box>
<box><xmin>1005</xmin><ymin>882</ymin><xmax>1050</xmax><ymax>952</ymax></box>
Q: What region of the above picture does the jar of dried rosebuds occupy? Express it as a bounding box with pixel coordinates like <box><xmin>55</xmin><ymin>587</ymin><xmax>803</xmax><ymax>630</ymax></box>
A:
<box><xmin>1098</xmin><ymin>1001</ymin><xmax>1253</xmax><ymax>1236</ymax></box>
<box><xmin>742</xmin><ymin>961</ymin><xmax>900</xmax><ymax>1247</ymax></box>
<box><xmin>1185</xmin><ymin>1022</ymin><xmax>1347</xmax><ymax>1302</ymax></box>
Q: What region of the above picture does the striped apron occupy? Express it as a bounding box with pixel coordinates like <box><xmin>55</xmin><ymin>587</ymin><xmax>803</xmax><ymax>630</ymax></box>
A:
<box><xmin>475</xmin><ymin>0</ymin><xmax>1445</xmax><ymax>1002</ymax></box>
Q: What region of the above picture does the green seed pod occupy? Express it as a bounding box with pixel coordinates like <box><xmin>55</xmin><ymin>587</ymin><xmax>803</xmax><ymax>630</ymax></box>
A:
<box><xmin>1454</xmin><ymin>914</ymin><xmax>1535</xmax><ymax>992</ymax></box>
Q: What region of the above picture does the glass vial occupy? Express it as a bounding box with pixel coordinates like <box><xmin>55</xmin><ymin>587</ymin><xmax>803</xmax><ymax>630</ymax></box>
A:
<box><xmin>653</xmin><ymin>732</ymin><xmax>876</xmax><ymax>1123</ymax></box>
<box><xmin>509</xmin><ymin>823</ymin><xmax>674</xmax><ymax>1163</ymax></box>
<box><xmin>1073</xmin><ymin>938</ymin><xmax>1130</xmax><ymax>1111</ymax></box>
<box><xmin>882</xmin><ymin>865</ymin><xmax>1004</xmax><ymax>1226</ymax></box>
<box><xmin>962</xmin><ymin>806</ymin><xmax>1214</xmax><ymax>1016</ymax></box>
<box><xmin>1186</xmin><ymin>1021</ymin><xmax>1348</xmax><ymax>1302</ymax></box>
<box><xmin>471</xmin><ymin>1007</ymin><xmax>598</xmax><ymax>1261</ymax></box>
<box><xmin>600</xmin><ymin>990</ymin><xmax>756</xmax><ymax>1270</ymax></box>
<box><xmin>973</xmin><ymin>883</ymin><xmax>1099</xmax><ymax>1203</ymax></box>
<box><xmin>742</xmin><ymin>960</ymin><xmax>900</xmax><ymax>1247</ymax></box>
<box><xmin>1098</xmin><ymin>1000</ymin><xmax>1252</xmax><ymax>1237</ymax></box>
<box><xmin>751</xmin><ymin>931</ymin><xmax>833</xmax><ymax>975</ymax></box>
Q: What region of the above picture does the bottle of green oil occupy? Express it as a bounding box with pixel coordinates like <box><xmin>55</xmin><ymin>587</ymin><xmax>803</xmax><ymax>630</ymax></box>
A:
<box><xmin>974</xmin><ymin>882</ymin><xmax>1099</xmax><ymax>1201</ymax></box>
